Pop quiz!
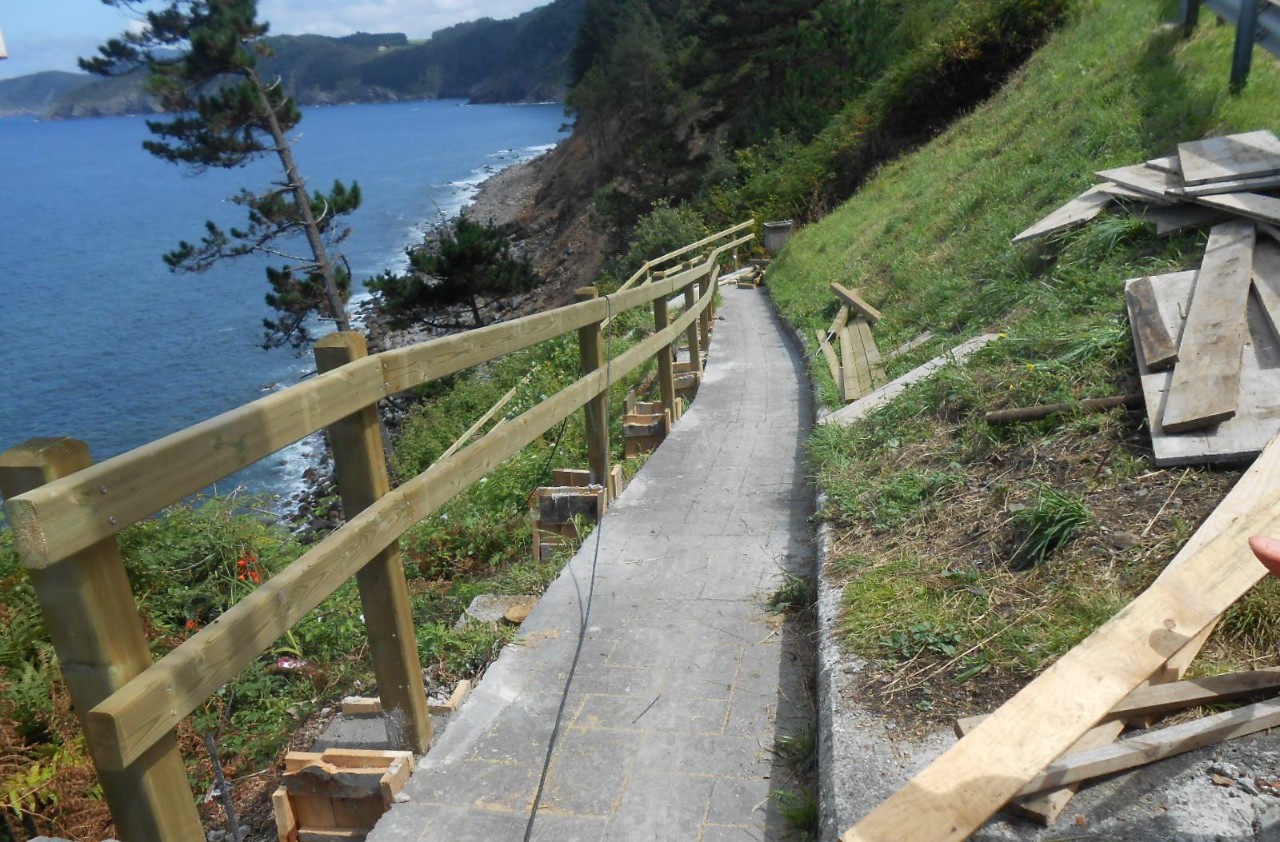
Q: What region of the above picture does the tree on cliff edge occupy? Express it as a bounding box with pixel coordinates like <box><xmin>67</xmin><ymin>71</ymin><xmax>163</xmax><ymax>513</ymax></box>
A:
<box><xmin>82</xmin><ymin>0</ymin><xmax>360</xmax><ymax>347</ymax></box>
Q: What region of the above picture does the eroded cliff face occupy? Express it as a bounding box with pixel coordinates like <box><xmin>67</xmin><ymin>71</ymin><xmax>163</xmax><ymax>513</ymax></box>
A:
<box><xmin>467</xmin><ymin>128</ymin><xmax>616</xmax><ymax>310</ymax></box>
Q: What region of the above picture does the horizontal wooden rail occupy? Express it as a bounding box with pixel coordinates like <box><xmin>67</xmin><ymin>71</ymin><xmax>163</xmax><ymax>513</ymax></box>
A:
<box><xmin>83</xmin><ymin>279</ymin><xmax>717</xmax><ymax>772</ymax></box>
<box><xmin>616</xmin><ymin>219</ymin><xmax>755</xmax><ymax>293</ymax></box>
<box><xmin>4</xmin><ymin>257</ymin><xmax>730</xmax><ymax>570</ymax></box>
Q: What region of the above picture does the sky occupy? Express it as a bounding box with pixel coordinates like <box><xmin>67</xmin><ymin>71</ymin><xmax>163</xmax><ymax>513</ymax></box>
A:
<box><xmin>0</xmin><ymin>1</ymin><xmax>552</xmax><ymax>80</ymax></box>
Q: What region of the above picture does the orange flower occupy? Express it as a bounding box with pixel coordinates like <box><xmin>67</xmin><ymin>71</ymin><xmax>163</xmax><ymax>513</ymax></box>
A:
<box><xmin>186</xmin><ymin>618</ymin><xmax>199</xmax><ymax>631</ymax></box>
<box><xmin>250</xmin><ymin>570</ymin><xmax>261</xmax><ymax>584</ymax></box>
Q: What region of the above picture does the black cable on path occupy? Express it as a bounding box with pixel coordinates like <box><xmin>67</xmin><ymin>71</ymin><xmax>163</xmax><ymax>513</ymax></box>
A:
<box><xmin>523</xmin><ymin>293</ymin><xmax>614</xmax><ymax>842</ymax></box>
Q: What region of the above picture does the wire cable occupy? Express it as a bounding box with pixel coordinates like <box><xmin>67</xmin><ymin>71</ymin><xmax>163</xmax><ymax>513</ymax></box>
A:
<box><xmin>523</xmin><ymin>293</ymin><xmax>615</xmax><ymax>842</ymax></box>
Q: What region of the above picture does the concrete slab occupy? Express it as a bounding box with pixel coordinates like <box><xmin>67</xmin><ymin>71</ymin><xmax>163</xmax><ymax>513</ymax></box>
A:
<box><xmin>368</xmin><ymin>286</ymin><xmax>815</xmax><ymax>840</ymax></box>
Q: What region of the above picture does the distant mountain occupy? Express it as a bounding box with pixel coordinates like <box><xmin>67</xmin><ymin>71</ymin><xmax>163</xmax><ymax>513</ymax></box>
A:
<box><xmin>7</xmin><ymin>0</ymin><xmax>584</xmax><ymax>119</ymax></box>
<box><xmin>0</xmin><ymin>71</ymin><xmax>97</xmax><ymax>117</ymax></box>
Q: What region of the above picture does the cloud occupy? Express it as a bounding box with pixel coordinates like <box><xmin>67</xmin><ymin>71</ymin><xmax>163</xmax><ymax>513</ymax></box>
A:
<box><xmin>257</xmin><ymin>0</ymin><xmax>549</xmax><ymax>40</ymax></box>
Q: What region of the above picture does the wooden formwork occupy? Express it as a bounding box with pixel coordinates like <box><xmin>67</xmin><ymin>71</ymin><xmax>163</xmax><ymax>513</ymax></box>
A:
<box><xmin>529</xmin><ymin>484</ymin><xmax>607</xmax><ymax>561</ymax></box>
<box><xmin>624</xmin><ymin>408</ymin><xmax>671</xmax><ymax>458</ymax></box>
<box><xmin>273</xmin><ymin>748</ymin><xmax>414</xmax><ymax>842</ymax></box>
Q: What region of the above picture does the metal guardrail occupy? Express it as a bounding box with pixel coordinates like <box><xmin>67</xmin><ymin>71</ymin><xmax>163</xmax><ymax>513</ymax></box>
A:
<box><xmin>1184</xmin><ymin>0</ymin><xmax>1280</xmax><ymax>90</ymax></box>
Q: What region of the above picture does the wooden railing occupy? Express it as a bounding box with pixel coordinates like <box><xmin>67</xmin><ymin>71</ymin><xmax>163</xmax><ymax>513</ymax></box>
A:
<box><xmin>0</xmin><ymin>222</ymin><xmax>753</xmax><ymax>840</ymax></box>
<box><xmin>1183</xmin><ymin>0</ymin><xmax>1280</xmax><ymax>90</ymax></box>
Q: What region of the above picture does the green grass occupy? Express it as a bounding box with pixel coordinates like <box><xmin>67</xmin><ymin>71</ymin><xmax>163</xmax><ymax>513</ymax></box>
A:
<box><xmin>773</xmin><ymin>0</ymin><xmax>1280</xmax><ymax>710</ymax></box>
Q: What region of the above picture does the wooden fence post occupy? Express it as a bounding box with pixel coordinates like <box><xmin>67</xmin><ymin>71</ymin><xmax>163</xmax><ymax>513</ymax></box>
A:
<box><xmin>1181</xmin><ymin>0</ymin><xmax>1201</xmax><ymax>36</ymax></box>
<box><xmin>576</xmin><ymin>287</ymin><xmax>611</xmax><ymax>486</ymax></box>
<box><xmin>653</xmin><ymin>293</ymin><xmax>677</xmax><ymax>422</ymax></box>
<box><xmin>698</xmin><ymin>266</ymin><xmax>714</xmax><ymax>351</ymax></box>
<box><xmin>315</xmin><ymin>333</ymin><xmax>432</xmax><ymax>755</ymax></box>
<box><xmin>683</xmin><ymin>281</ymin><xmax>703</xmax><ymax>374</ymax></box>
<box><xmin>1231</xmin><ymin>0</ymin><xmax>1259</xmax><ymax>92</ymax></box>
<box><xmin>0</xmin><ymin>438</ymin><xmax>203</xmax><ymax>842</ymax></box>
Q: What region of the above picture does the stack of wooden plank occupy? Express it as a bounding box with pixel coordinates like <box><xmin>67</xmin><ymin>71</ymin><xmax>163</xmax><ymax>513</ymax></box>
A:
<box><xmin>1013</xmin><ymin>130</ymin><xmax>1280</xmax><ymax>243</ymax></box>
<box><xmin>817</xmin><ymin>283</ymin><xmax>887</xmax><ymax>403</ymax></box>
<box><xmin>1015</xmin><ymin>131</ymin><xmax>1280</xmax><ymax>466</ymax></box>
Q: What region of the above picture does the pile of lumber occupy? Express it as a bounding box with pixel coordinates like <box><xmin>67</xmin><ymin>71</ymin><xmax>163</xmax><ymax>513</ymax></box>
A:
<box><xmin>1016</xmin><ymin>130</ymin><xmax>1280</xmax><ymax>467</ymax></box>
<box><xmin>1012</xmin><ymin>130</ymin><xmax>1280</xmax><ymax>244</ymax></box>
<box><xmin>817</xmin><ymin>283</ymin><xmax>887</xmax><ymax>403</ymax></box>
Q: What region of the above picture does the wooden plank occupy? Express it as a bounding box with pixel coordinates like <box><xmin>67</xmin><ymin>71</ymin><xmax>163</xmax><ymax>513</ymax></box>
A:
<box><xmin>839</xmin><ymin>325</ymin><xmax>871</xmax><ymax>401</ymax></box>
<box><xmin>817</xmin><ymin>329</ymin><xmax>842</xmax><ymax>384</ymax></box>
<box><xmin>829</xmin><ymin>305</ymin><xmax>851</xmax><ymax>336</ymax></box>
<box><xmin>955</xmin><ymin>667</ymin><xmax>1280</xmax><ymax>734</ymax></box>
<box><xmin>1125</xmin><ymin>276</ymin><xmax>1179</xmax><ymax>370</ymax></box>
<box><xmin>86</xmin><ymin>287</ymin><xmax>719</xmax><ymax>773</ymax></box>
<box><xmin>1098</xmin><ymin>181</ymin><xmax>1178</xmax><ymax>207</ymax></box>
<box><xmin>1012</xmin><ymin>185</ymin><xmax>1112</xmax><ymax>243</ymax></box>
<box><xmin>830</xmin><ymin>283</ymin><xmax>882</xmax><ymax>324</ymax></box>
<box><xmin>1193</xmin><ymin>191</ymin><xmax>1280</xmax><ymax>227</ymax></box>
<box><xmin>1139</xmin><ymin>203</ymin><xmax>1228</xmax><ymax>236</ymax></box>
<box><xmin>822</xmin><ymin>335</ymin><xmax>1000</xmax><ymax>427</ymax></box>
<box><xmin>841</xmin><ymin>432</ymin><xmax>1280</xmax><ymax>842</ymax></box>
<box><xmin>1178</xmin><ymin>130</ymin><xmax>1280</xmax><ymax>186</ymax></box>
<box><xmin>1018</xmin><ymin>698</ymin><xmax>1280</xmax><ymax>797</ymax></box>
<box><xmin>1254</xmin><ymin>236</ymin><xmax>1280</xmax><ymax>342</ymax></box>
<box><xmin>316</xmin><ymin>334</ymin><xmax>432</xmax><ymax>756</ymax></box>
<box><xmin>1160</xmin><ymin>220</ymin><xmax>1256</xmax><ymax>433</ymax></box>
<box><xmin>1183</xmin><ymin>173</ymin><xmax>1280</xmax><ymax>196</ymax></box>
<box><xmin>852</xmin><ymin>318</ymin><xmax>887</xmax><ymax>383</ymax></box>
<box><xmin>1094</xmin><ymin>164</ymin><xmax>1185</xmax><ymax>199</ymax></box>
<box><xmin>886</xmin><ymin>331</ymin><xmax>934</xmax><ymax>361</ymax></box>
<box><xmin>1009</xmin><ymin>721</ymin><xmax>1124</xmax><ymax>824</ymax></box>
<box><xmin>1137</xmin><ymin>270</ymin><xmax>1280</xmax><ymax>466</ymax></box>
<box><xmin>340</xmin><ymin>697</ymin><xmax>382</xmax><ymax>716</ymax></box>
<box><xmin>0</xmin><ymin>440</ymin><xmax>205</xmax><ymax>841</ymax></box>
<box><xmin>273</xmin><ymin>786</ymin><xmax>298</xmax><ymax>842</ymax></box>
<box><xmin>1146</xmin><ymin>154</ymin><xmax>1182</xmax><ymax>174</ymax></box>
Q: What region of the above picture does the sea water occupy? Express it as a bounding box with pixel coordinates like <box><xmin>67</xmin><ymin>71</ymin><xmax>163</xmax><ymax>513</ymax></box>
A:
<box><xmin>0</xmin><ymin>100</ymin><xmax>565</xmax><ymax>502</ymax></box>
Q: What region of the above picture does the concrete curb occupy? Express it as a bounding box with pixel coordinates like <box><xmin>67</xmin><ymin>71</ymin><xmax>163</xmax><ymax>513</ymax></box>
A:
<box><xmin>763</xmin><ymin>283</ymin><xmax>952</xmax><ymax>840</ymax></box>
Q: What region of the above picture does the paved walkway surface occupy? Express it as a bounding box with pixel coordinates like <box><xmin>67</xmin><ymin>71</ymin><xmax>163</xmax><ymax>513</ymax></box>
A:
<box><xmin>369</xmin><ymin>286</ymin><xmax>815</xmax><ymax>841</ymax></box>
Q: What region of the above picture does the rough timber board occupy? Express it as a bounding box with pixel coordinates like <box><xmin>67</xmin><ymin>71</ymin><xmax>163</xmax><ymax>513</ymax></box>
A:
<box><xmin>1255</xmin><ymin>237</ymin><xmax>1280</xmax><ymax>342</ymax></box>
<box><xmin>1133</xmin><ymin>269</ymin><xmax>1280</xmax><ymax>466</ymax></box>
<box><xmin>1146</xmin><ymin>154</ymin><xmax>1182</xmax><ymax>174</ymax></box>
<box><xmin>1011</xmin><ymin>186</ymin><xmax>1112</xmax><ymax>243</ymax></box>
<box><xmin>1183</xmin><ymin>173</ymin><xmax>1280</xmax><ymax>196</ymax></box>
<box><xmin>842</xmin><ymin>434</ymin><xmax>1280</xmax><ymax>842</ymax></box>
<box><xmin>1124</xmin><ymin>275</ymin><xmax>1178</xmax><ymax>370</ymax></box>
<box><xmin>1140</xmin><ymin>203</ymin><xmax>1228</xmax><ymax>236</ymax></box>
<box><xmin>1094</xmin><ymin>164</ymin><xmax>1184</xmax><ymax>200</ymax></box>
<box><xmin>1160</xmin><ymin>220</ymin><xmax>1255</xmax><ymax>433</ymax></box>
<box><xmin>1098</xmin><ymin>181</ymin><xmax>1178</xmax><ymax>207</ymax></box>
<box><xmin>1177</xmin><ymin>130</ymin><xmax>1280</xmax><ymax>186</ymax></box>
<box><xmin>1193</xmin><ymin>191</ymin><xmax>1280</xmax><ymax>227</ymax></box>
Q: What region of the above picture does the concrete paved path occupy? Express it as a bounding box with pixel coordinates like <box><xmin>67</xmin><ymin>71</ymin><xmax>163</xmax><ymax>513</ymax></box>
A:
<box><xmin>370</xmin><ymin>285</ymin><xmax>815</xmax><ymax>841</ymax></box>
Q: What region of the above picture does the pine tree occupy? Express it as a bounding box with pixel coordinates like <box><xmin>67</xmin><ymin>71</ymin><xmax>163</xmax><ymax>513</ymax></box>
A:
<box><xmin>368</xmin><ymin>217</ymin><xmax>539</xmax><ymax>328</ymax></box>
<box><xmin>82</xmin><ymin>0</ymin><xmax>361</xmax><ymax>347</ymax></box>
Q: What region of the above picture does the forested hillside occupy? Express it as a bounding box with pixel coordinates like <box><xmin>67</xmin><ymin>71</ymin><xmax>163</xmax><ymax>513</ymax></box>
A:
<box><xmin>4</xmin><ymin>0</ymin><xmax>585</xmax><ymax>119</ymax></box>
<box><xmin>523</xmin><ymin>0</ymin><xmax>1074</xmax><ymax>288</ymax></box>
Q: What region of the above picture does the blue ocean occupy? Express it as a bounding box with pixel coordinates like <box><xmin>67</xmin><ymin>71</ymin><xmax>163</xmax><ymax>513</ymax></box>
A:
<box><xmin>0</xmin><ymin>100</ymin><xmax>565</xmax><ymax>500</ymax></box>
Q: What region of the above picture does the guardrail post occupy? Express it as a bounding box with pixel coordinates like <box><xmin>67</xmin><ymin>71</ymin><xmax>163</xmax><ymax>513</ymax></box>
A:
<box><xmin>0</xmin><ymin>438</ymin><xmax>203</xmax><ymax>842</ymax></box>
<box><xmin>576</xmin><ymin>287</ymin><xmax>611</xmax><ymax>487</ymax></box>
<box><xmin>315</xmin><ymin>332</ymin><xmax>432</xmax><ymax>755</ymax></box>
<box><xmin>653</xmin><ymin>292</ymin><xmax>677</xmax><ymax>421</ymax></box>
<box><xmin>684</xmin><ymin>281</ymin><xmax>703</xmax><ymax>374</ymax></box>
<box><xmin>1231</xmin><ymin>0</ymin><xmax>1259</xmax><ymax>92</ymax></box>
<box><xmin>1181</xmin><ymin>0</ymin><xmax>1201</xmax><ymax>36</ymax></box>
<box><xmin>698</xmin><ymin>264</ymin><xmax>716</xmax><ymax>348</ymax></box>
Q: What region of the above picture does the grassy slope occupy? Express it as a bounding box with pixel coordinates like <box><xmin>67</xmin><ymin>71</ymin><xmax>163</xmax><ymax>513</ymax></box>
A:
<box><xmin>766</xmin><ymin>0</ymin><xmax>1280</xmax><ymax>720</ymax></box>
